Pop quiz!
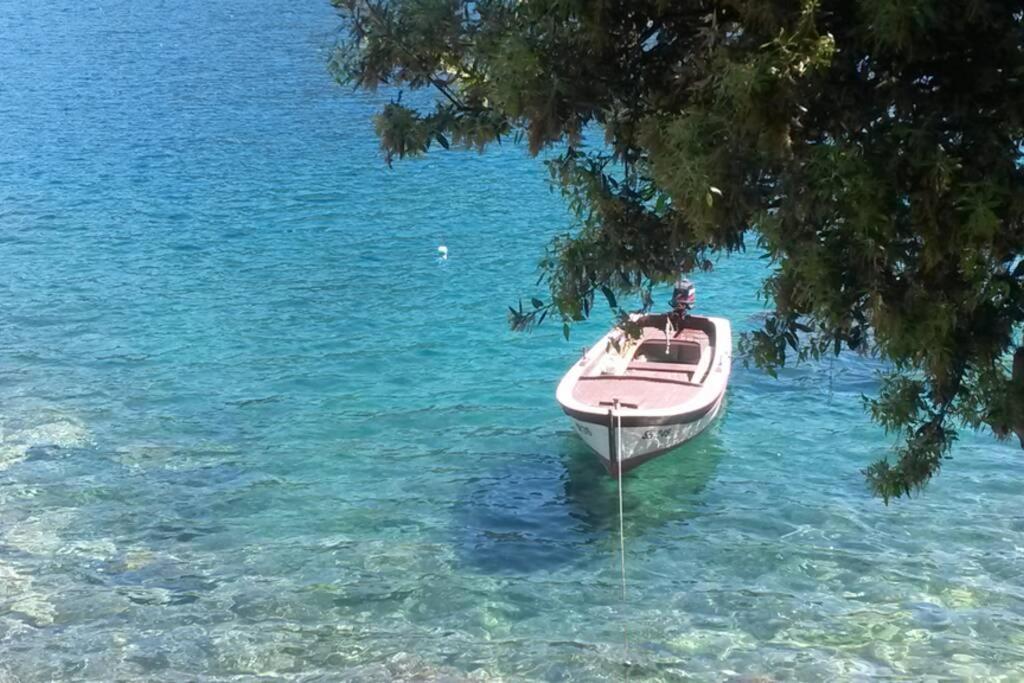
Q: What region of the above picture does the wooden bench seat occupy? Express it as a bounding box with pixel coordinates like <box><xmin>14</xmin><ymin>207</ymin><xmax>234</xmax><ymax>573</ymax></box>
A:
<box><xmin>626</xmin><ymin>361</ymin><xmax>698</xmax><ymax>374</ymax></box>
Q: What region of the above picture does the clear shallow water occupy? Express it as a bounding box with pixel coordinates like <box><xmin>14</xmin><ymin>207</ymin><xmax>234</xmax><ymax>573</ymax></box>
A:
<box><xmin>2</xmin><ymin>2</ymin><xmax>1023</xmax><ymax>681</ymax></box>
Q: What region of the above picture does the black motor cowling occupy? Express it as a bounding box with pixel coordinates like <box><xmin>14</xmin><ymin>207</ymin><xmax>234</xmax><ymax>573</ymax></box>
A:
<box><xmin>670</xmin><ymin>278</ymin><xmax>696</xmax><ymax>313</ymax></box>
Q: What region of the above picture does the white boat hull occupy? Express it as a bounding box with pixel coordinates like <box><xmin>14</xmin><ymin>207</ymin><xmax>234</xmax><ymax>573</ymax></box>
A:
<box><xmin>556</xmin><ymin>314</ymin><xmax>731</xmax><ymax>475</ymax></box>
<box><xmin>567</xmin><ymin>393</ymin><xmax>724</xmax><ymax>474</ymax></box>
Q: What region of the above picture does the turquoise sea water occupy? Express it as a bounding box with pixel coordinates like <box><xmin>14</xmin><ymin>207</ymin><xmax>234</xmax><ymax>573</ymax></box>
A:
<box><xmin>2</xmin><ymin>2</ymin><xmax>1023</xmax><ymax>680</ymax></box>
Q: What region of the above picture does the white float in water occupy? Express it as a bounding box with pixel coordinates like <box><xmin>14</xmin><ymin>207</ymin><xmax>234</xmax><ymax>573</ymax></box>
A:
<box><xmin>437</xmin><ymin>245</ymin><xmax>448</xmax><ymax>260</ymax></box>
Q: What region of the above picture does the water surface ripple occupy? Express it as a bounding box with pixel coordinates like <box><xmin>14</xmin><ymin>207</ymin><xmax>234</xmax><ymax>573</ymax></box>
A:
<box><xmin>1</xmin><ymin>1</ymin><xmax>1023</xmax><ymax>680</ymax></box>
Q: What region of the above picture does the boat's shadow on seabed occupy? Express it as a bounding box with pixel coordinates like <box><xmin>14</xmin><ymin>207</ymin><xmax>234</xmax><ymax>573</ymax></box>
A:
<box><xmin>450</xmin><ymin>428</ymin><xmax>726</xmax><ymax>575</ymax></box>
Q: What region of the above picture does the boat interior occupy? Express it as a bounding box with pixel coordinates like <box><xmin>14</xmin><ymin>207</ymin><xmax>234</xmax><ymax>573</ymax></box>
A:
<box><xmin>571</xmin><ymin>315</ymin><xmax>716</xmax><ymax>410</ymax></box>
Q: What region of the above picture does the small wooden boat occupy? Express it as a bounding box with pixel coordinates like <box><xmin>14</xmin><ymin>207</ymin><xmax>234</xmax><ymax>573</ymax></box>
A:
<box><xmin>556</xmin><ymin>303</ymin><xmax>731</xmax><ymax>475</ymax></box>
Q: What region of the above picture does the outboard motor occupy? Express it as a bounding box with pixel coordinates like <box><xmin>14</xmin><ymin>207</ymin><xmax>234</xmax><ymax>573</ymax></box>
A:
<box><xmin>670</xmin><ymin>277</ymin><xmax>696</xmax><ymax>315</ymax></box>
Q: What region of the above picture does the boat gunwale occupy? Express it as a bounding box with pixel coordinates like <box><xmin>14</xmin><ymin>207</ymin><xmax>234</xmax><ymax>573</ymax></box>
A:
<box><xmin>561</xmin><ymin>401</ymin><xmax>719</xmax><ymax>427</ymax></box>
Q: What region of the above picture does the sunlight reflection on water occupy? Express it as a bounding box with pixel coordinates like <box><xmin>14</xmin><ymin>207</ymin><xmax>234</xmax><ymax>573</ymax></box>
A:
<box><xmin>1</xmin><ymin>0</ymin><xmax>1023</xmax><ymax>680</ymax></box>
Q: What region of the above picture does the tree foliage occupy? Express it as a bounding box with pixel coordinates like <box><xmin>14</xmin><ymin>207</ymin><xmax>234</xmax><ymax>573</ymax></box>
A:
<box><xmin>331</xmin><ymin>0</ymin><xmax>1024</xmax><ymax>500</ymax></box>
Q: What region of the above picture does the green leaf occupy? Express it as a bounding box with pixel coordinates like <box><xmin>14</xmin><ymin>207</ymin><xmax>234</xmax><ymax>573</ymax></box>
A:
<box><xmin>531</xmin><ymin>297</ymin><xmax>544</xmax><ymax>309</ymax></box>
<box><xmin>340</xmin><ymin>0</ymin><xmax>1021</xmax><ymax>500</ymax></box>
<box><xmin>600</xmin><ymin>285</ymin><xmax>617</xmax><ymax>309</ymax></box>
<box><xmin>563</xmin><ymin>323</ymin><xmax>571</xmax><ymax>341</ymax></box>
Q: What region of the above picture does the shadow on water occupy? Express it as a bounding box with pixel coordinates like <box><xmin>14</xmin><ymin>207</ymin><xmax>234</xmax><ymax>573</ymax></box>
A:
<box><xmin>451</xmin><ymin>427</ymin><xmax>726</xmax><ymax>575</ymax></box>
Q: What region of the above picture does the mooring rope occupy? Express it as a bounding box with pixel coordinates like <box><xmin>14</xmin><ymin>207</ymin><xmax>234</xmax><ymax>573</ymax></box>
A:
<box><xmin>614</xmin><ymin>407</ymin><xmax>630</xmax><ymax>675</ymax></box>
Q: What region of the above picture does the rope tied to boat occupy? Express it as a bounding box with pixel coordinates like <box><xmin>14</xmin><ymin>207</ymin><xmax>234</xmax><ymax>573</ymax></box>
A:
<box><xmin>612</xmin><ymin>399</ymin><xmax>631</xmax><ymax>676</ymax></box>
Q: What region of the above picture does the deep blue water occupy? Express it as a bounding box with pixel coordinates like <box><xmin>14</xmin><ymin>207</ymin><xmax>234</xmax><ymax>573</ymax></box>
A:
<box><xmin>2</xmin><ymin>1</ymin><xmax>1023</xmax><ymax>680</ymax></box>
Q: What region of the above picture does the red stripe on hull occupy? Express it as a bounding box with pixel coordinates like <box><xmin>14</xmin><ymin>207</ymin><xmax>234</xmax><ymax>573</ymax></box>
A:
<box><xmin>601</xmin><ymin>441</ymin><xmax>684</xmax><ymax>476</ymax></box>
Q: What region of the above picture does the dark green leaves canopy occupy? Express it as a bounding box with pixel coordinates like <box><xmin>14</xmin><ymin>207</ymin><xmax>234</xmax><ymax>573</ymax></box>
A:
<box><xmin>331</xmin><ymin>0</ymin><xmax>1024</xmax><ymax>500</ymax></box>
